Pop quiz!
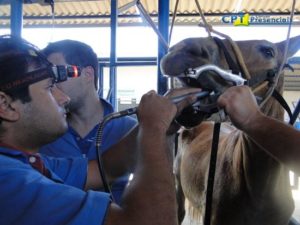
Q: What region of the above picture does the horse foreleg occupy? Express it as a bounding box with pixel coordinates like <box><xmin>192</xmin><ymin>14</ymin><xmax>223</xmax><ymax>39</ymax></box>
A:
<box><xmin>174</xmin><ymin>153</ymin><xmax>186</xmax><ymax>224</ymax></box>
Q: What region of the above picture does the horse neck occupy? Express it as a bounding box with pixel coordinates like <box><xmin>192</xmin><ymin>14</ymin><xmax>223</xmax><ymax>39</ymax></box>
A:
<box><xmin>226</xmin><ymin>125</ymin><xmax>288</xmax><ymax>198</ymax></box>
<box><xmin>225</xmin><ymin>76</ymin><xmax>286</xmax><ymax>185</ymax></box>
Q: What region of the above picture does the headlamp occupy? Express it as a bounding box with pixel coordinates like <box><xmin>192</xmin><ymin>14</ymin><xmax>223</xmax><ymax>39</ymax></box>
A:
<box><xmin>52</xmin><ymin>65</ymin><xmax>81</xmax><ymax>83</ymax></box>
<box><xmin>0</xmin><ymin>65</ymin><xmax>81</xmax><ymax>92</ymax></box>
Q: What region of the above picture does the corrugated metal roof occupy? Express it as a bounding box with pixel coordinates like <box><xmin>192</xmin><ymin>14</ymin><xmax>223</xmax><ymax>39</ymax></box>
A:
<box><xmin>0</xmin><ymin>0</ymin><xmax>300</xmax><ymax>27</ymax></box>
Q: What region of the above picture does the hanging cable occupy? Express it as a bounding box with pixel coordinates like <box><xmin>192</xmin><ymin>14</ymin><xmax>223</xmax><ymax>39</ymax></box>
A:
<box><xmin>169</xmin><ymin>0</ymin><xmax>180</xmax><ymax>44</ymax></box>
<box><xmin>194</xmin><ymin>0</ymin><xmax>211</xmax><ymax>37</ymax></box>
<box><xmin>260</xmin><ymin>0</ymin><xmax>296</xmax><ymax>107</ymax></box>
<box><xmin>194</xmin><ymin>0</ymin><xmax>251</xmax><ymax>79</ymax></box>
<box><xmin>95</xmin><ymin>91</ymin><xmax>210</xmax><ymax>200</ymax></box>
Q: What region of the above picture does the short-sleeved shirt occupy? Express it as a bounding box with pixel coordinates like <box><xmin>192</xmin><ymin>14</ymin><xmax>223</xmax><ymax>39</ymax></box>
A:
<box><xmin>40</xmin><ymin>98</ymin><xmax>137</xmax><ymax>203</ymax></box>
<box><xmin>0</xmin><ymin>146</ymin><xmax>111</xmax><ymax>225</ymax></box>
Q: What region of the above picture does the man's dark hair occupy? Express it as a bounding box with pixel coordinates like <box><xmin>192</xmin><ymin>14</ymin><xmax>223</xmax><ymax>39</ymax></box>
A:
<box><xmin>43</xmin><ymin>40</ymin><xmax>99</xmax><ymax>89</ymax></box>
<box><xmin>0</xmin><ymin>35</ymin><xmax>50</xmax><ymax>103</ymax></box>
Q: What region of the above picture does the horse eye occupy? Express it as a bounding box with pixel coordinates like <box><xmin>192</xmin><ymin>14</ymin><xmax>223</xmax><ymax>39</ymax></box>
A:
<box><xmin>260</xmin><ymin>46</ymin><xmax>275</xmax><ymax>58</ymax></box>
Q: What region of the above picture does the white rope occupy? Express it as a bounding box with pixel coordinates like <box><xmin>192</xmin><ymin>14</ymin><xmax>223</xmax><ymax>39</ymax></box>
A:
<box><xmin>169</xmin><ymin>0</ymin><xmax>180</xmax><ymax>45</ymax></box>
<box><xmin>195</xmin><ymin>0</ymin><xmax>251</xmax><ymax>79</ymax></box>
<box><xmin>194</xmin><ymin>0</ymin><xmax>211</xmax><ymax>37</ymax></box>
<box><xmin>260</xmin><ymin>0</ymin><xmax>296</xmax><ymax>107</ymax></box>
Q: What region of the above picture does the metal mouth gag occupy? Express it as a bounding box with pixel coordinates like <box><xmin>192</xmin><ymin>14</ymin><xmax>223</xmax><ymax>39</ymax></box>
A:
<box><xmin>178</xmin><ymin>64</ymin><xmax>247</xmax><ymax>86</ymax></box>
<box><xmin>164</xmin><ymin>65</ymin><xmax>247</xmax><ymax>127</ymax></box>
<box><xmin>164</xmin><ymin>64</ymin><xmax>277</xmax><ymax>128</ymax></box>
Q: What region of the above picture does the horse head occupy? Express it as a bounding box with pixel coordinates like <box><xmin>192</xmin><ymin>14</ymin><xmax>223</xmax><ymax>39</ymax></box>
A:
<box><xmin>161</xmin><ymin>36</ymin><xmax>300</xmax><ymax>124</ymax></box>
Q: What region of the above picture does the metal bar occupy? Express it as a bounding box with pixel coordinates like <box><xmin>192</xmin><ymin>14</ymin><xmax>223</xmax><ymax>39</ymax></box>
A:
<box><xmin>2</xmin><ymin>12</ymin><xmax>300</xmax><ymax>21</ymax></box>
<box><xmin>157</xmin><ymin>0</ymin><xmax>169</xmax><ymax>95</ymax></box>
<box><xmin>99</xmin><ymin>62</ymin><xmax>157</xmax><ymax>67</ymax></box>
<box><xmin>98</xmin><ymin>65</ymin><xmax>104</xmax><ymax>98</ymax></box>
<box><xmin>99</xmin><ymin>57</ymin><xmax>157</xmax><ymax>62</ymax></box>
<box><xmin>2</xmin><ymin>12</ymin><xmax>300</xmax><ymax>28</ymax></box>
<box><xmin>108</xmin><ymin>0</ymin><xmax>118</xmax><ymax>108</ymax></box>
<box><xmin>118</xmin><ymin>0</ymin><xmax>137</xmax><ymax>13</ymax></box>
<box><xmin>10</xmin><ymin>0</ymin><xmax>23</xmax><ymax>37</ymax></box>
<box><xmin>136</xmin><ymin>1</ymin><xmax>168</xmax><ymax>50</ymax></box>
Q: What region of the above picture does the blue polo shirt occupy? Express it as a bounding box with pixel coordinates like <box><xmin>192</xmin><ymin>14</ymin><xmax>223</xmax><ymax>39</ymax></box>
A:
<box><xmin>0</xmin><ymin>147</ymin><xmax>111</xmax><ymax>225</ymax></box>
<box><xmin>40</xmin><ymin>98</ymin><xmax>137</xmax><ymax>203</ymax></box>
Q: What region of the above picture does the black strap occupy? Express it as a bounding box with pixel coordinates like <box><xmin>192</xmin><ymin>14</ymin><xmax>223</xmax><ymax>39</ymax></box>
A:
<box><xmin>272</xmin><ymin>90</ymin><xmax>293</xmax><ymax>124</ymax></box>
<box><xmin>290</xmin><ymin>100</ymin><xmax>300</xmax><ymax>125</ymax></box>
<box><xmin>204</xmin><ymin>122</ymin><xmax>221</xmax><ymax>225</ymax></box>
<box><xmin>213</xmin><ymin>37</ymin><xmax>242</xmax><ymax>75</ymax></box>
<box><xmin>174</xmin><ymin>132</ymin><xmax>180</xmax><ymax>157</ymax></box>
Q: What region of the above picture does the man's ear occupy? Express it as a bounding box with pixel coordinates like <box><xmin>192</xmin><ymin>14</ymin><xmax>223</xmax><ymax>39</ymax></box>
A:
<box><xmin>82</xmin><ymin>66</ymin><xmax>95</xmax><ymax>82</ymax></box>
<box><xmin>0</xmin><ymin>92</ymin><xmax>20</xmax><ymax>122</ymax></box>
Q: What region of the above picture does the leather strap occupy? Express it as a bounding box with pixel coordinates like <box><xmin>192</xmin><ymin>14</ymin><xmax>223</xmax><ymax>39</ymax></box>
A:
<box><xmin>290</xmin><ymin>99</ymin><xmax>300</xmax><ymax>125</ymax></box>
<box><xmin>204</xmin><ymin>122</ymin><xmax>221</xmax><ymax>225</ymax></box>
<box><xmin>213</xmin><ymin>37</ymin><xmax>242</xmax><ymax>75</ymax></box>
<box><xmin>272</xmin><ymin>89</ymin><xmax>293</xmax><ymax>123</ymax></box>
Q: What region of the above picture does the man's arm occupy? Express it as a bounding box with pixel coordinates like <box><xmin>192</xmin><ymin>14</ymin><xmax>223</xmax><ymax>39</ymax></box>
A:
<box><xmin>85</xmin><ymin>87</ymin><xmax>201</xmax><ymax>190</ymax></box>
<box><xmin>104</xmin><ymin>90</ymin><xmax>178</xmax><ymax>225</ymax></box>
<box><xmin>217</xmin><ymin>86</ymin><xmax>300</xmax><ymax>173</ymax></box>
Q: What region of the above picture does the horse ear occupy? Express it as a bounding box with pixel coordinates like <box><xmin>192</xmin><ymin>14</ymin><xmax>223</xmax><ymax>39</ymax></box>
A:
<box><xmin>276</xmin><ymin>35</ymin><xmax>300</xmax><ymax>61</ymax></box>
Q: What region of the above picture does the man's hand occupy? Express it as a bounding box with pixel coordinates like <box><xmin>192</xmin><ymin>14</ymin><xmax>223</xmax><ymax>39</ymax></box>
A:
<box><xmin>217</xmin><ymin>86</ymin><xmax>263</xmax><ymax>130</ymax></box>
<box><xmin>164</xmin><ymin>87</ymin><xmax>202</xmax><ymax>134</ymax></box>
<box><xmin>137</xmin><ymin>90</ymin><xmax>177</xmax><ymax>134</ymax></box>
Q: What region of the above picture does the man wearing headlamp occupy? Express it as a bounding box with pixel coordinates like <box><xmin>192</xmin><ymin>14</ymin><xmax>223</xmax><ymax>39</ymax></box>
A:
<box><xmin>0</xmin><ymin>35</ymin><xmax>200</xmax><ymax>225</ymax></box>
<box><xmin>40</xmin><ymin>40</ymin><xmax>138</xmax><ymax>204</ymax></box>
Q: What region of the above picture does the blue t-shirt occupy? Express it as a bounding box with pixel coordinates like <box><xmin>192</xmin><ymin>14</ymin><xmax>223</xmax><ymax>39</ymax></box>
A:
<box><xmin>0</xmin><ymin>147</ymin><xmax>111</xmax><ymax>225</ymax></box>
<box><xmin>40</xmin><ymin>98</ymin><xmax>137</xmax><ymax>203</ymax></box>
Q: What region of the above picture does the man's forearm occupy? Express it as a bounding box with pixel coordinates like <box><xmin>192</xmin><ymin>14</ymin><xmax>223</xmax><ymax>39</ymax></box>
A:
<box><xmin>244</xmin><ymin>114</ymin><xmax>300</xmax><ymax>173</ymax></box>
<box><xmin>119</xmin><ymin>127</ymin><xmax>177</xmax><ymax>225</ymax></box>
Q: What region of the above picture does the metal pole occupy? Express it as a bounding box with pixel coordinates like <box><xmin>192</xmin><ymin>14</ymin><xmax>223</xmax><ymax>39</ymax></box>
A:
<box><xmin>10</xmin><ymin>0</ymin><xmax>23</xmax><ymax>37</ymax></box>
<box><xmin>157</xmin><ymin>0</ymin><xmax>169</xmax><ymax>95</ymax></box>
<box><xmin>109</xmin><ymin>0</ymin><xmax>118</xmax><ymax>108</ymax></box>
<box><xmin>98</xmin><ymin>65</ymin><xmax>104</xmax><ymax>98</ymax></box>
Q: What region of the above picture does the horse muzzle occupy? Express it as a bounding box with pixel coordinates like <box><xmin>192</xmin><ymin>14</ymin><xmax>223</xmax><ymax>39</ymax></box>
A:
<box><xmin>169</xmin><ymin>65</ymin><xmax>275</xmax><ymax>128</ymax></box>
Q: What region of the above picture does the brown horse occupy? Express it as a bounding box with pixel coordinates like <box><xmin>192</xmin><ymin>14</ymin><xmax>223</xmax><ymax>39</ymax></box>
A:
<box><xmin>161</xmin><ymin>36</ymin><xmax>300</xmax><ymax>225</ymax></box>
